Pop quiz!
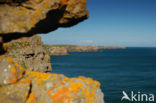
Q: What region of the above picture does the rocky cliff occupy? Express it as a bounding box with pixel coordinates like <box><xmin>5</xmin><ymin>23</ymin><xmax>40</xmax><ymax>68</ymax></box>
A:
<box><xmin>0</xmin><ymin>0</ymin><xmax>104</xmax><ymax>103</ymax></box>
<box><xmin>4</xmin><ymin>35</ymin><xmax>52</xmax><ymax>72</ymax></box>
<box><xmin>44</xmin><ymin>45</ymin><xmax>126</xmax><ymax>56</ymax></box>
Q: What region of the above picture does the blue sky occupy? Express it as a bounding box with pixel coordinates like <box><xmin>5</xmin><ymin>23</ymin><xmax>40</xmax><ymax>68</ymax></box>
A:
<box><xmin>40</xmin><ymin>0</ymin><xmax>156</xmax><ymax>47</ymax></box>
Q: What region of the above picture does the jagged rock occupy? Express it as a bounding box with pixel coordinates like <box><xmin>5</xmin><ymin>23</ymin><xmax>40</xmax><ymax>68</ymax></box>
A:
<box><xmin>0</xmin><ymin>56</ymin><xmax>24</xmax><ymax>85</ymax></box>
<box><xmin>25</xmin><ymin>71</ymin><xmax>104</xmax><ymax>103</ymax></box>
<box><xmin>3</xmin><ymin>35</ymin><xmax>52</xmax><ymax>72</ymax></box>
<box><xmin>0</xmin><ymin>0</ymin><xmax>88</xmax><ymax>34</ymax></box>
<box><xmin>0</xmin><ymin>79</ymin><xmax>30</xmax><ymax>103</ymax></box>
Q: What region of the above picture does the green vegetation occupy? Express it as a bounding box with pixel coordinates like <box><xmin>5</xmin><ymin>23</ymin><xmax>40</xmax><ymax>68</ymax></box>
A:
<box><xmin>21</xmin><ymin>60</ymin><xmax>27</xmax><ymax>69</ymax></box>
<box><xmin>6</xmin><ymin>42</ymin><xmax>30</xmax><ymax>49</ymax></box>
<box><xmin>43</xmin><ymin>44</ymin><xmax>78</xmax><ymax>49</ymax></box>
<box><xmin>43</xmin><ymin>45</ymin><xmax>51</xmax><ymax>50</ymax></box>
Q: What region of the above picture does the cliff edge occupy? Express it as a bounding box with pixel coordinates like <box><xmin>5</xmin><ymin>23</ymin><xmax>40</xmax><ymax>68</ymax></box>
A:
<box><xmin>0</xmin><ymin>0</ymin><xmax>105</xmax><ymax>103</ymax></box>
<box><xmin>43</xmin><ymin>45</ymin><xmax>126</xmax><ymax>56</ymax></box>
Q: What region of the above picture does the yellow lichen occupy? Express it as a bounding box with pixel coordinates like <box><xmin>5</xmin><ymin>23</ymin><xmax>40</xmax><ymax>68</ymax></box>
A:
<box><xmin>61</xmin><ymin>0</ymin><xmax>68</xmax><ymax>6</ymax></box>
<box><xmin>8</xmin><ymin>65</ymin><xmax>18</xmax><ymax>83</ymax></box>
<box><xmin>13</xmin><ymin>62</ymin><xmax>24</xmax><ymax>78</ymax></box>
<box><xmin>42</xmin><ymin>0</ymin><xmax>51</xmax><ymax>8</ymax></box>
<box><xmin>4</xmin><ymin>57</ymin><xmax>24</xmax><ymax>82</ymax></box>
<box><xmin>26</xmin><ymin>71</ymin><xmax>52</xmax><ymax>84</ymax></box>
<box><xmin>77</xmin><ymin>76</ymin><xmax>100</xmax><ymax>87</ymax></box>
<box><xmin>47</xmin><ymin>87</ymin><xmax>71</xmax><ymax>103</ymax></box>
<box><xmin>31</xmin><ymin>9</ymin><xmax>42</xmax><ymax>25</ymax></box>
<box><xmin>18</xmin><ymin>78</ymin><xmax>32</xmax><ymax>84</ymax></box>
<box><xmin>27</xmin><ymin>93</ymin><xmax>36</xmax><ymax>103</ymax></box>
<box><xmin>5</xmin><ymin>57</ymin><xmax>13</xmax><ymax>62</ymax></box>
<box><xmin>82</xmin><ymin>0</ymin><xmax>87</xmax><ymax>5</ymax></box>
<box><xmin>69</xmin><ymin>82</ymin><xmax>83</xmax><ymax>93</ymax></box>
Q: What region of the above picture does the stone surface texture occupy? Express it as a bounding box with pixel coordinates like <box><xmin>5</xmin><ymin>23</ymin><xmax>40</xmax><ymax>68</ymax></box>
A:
<box><xmin>3</xmin><ymin>35</ymin><xmax>52</xmax><ymax>72</ymax></box>
<box><xmin>0</xmin><ymin>0</ymin><xmax>88</xmax><ymax>34</ymax></box>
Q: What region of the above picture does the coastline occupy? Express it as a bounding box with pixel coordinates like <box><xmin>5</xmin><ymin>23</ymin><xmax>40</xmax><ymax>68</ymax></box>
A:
<box><xmin>43</xmin><ymin>44</ymin><xmax>126</xmax><ymax>56</ymax></box>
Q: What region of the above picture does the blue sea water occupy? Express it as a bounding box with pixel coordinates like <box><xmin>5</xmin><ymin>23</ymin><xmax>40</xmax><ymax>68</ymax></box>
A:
<box><xmin>50</xmin><ymin>47</ymin><xmax>156</xmax><ymax>103</ymax></box>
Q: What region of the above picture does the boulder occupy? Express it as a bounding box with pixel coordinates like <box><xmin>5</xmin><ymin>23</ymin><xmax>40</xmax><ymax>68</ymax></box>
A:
<box><xmin>25</xmin><ymin>71</ymin><xmax>104</xmax><ymax>103</ymax></box>
<box><xmin>0</xmin><ymin>56</ymin><xmax>24</xmax><ymax>85</ymax></box>
<box><xmin>0</xmin><ymin>80</ymin><xmax>30</xmax><ymax>103</ymax></box>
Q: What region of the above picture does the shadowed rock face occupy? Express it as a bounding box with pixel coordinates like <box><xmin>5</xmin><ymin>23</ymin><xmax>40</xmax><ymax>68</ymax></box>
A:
<box><xmin>0</xmin><ymin>0</ymin><xmax>88</xmax><ymax>34</ymax></box>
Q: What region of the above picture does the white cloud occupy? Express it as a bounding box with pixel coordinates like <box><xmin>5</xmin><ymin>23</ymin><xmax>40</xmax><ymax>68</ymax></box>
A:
<box><xmin>76</xmin><ymin>40</ymin><xmax>94</xmax><ymax>44</ymax></box>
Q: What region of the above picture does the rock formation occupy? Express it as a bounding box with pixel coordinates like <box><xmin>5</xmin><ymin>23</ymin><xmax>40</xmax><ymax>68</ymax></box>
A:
<box><xmin>44</xmin><ymin>45</ymin><xmax>126</xmax><ymax>56</ymax></box>
<box><xmin>0</xmin><ymin>0</ymin><xmax>105</xmax><ymax>103</ymax></box>
<box><xmin>0</xmin><ymin>0</ymin><xmax>88</xmax><ymax>34</ymax></box>
<box><xmin>4</xmin><ymin>35</ymin><xmax>52</xmax><ymax>72</ymax></box>
<box><xmin>44</xmin><ymin>45</ymin><xmax>69</xmax><ymax>56</ymax></box>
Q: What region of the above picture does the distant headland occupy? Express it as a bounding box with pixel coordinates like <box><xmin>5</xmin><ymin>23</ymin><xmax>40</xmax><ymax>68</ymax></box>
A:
<box><xmin>43</xmin><ymin>45</ymin><xmax>126</xmax><ymax>56</ymax></box>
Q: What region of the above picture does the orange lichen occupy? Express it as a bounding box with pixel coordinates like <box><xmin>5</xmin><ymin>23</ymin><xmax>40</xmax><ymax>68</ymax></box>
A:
<box><xmin>82</xmin><ymin>0</ymin><xmax>87</xmax><ymax>5</ymax></box>
<box><xmin>76</xmin><ymin>76</ymin><xmax>100</xmax><ymax>87</ymax></box>
<box><xmin>57</xmin><ymin>75</ymin><xmax>65</xmax><ymax>85</ymax></box>
<box><xmin>47</xmin><ymin>87</ymin><xmax>71</xmax><ymax>103</ymax></box>
<box><xmin>68</xmin><ymin>0</ymin><xmax>75</xmax><ymax>4</ymax></box>
<box><xmin>18</xmin><ymin>78</ymin><xmax>31</xmax><ymax>84</ymax></box>
<box><xmin>13</xmin><ymin>62</ymin><xmax>24</xmax><ymax>77</ymax></box>
<box><xmin>81</xmin><ymin>86</ymin><xmax>98</xmax><ymax>103</ymax></box>
<box><xmin>8</xmin><ymin>65</ymin><xmax>18</xmax><ymax>83</ymax></box>
<box><xmin>31</xmin><ymin>10</ymin><xmax>42</xmax><ymax>24</ymax></box>
<box><xmin>4</xmin><ymin>57</ymin><xmax>24</xmax><ymax>83</ymax></box>
<box><xmin>64</xmin><ymin>77</ymin><xmax>70</xmax><ymax>81</ymax></box>
<box><xmin>61</xmin><ymin>0</ymin><xmax>68</xmax><ymax>6</ymax></box>
<box><xmin>53</xmin><ymin>3</ymin><xmax>59</xmax><ymax>9</ymax></box>
<box><xmin>5</xmin><ymin>57</ymin><xmax>13</xmax><ymax>62</ymax></box>
<box><xmin>42</xmin><ymin>0</ymin><xmax>51</xmax><ymax>8</ymax></box>
<box><xmin>69</xmin><ymin>82</ymin><xmax>83</xmax><ymax>93</ymax></box>
<box><xmin>69</xmin><ymin>76</ymin><xmax>100</xmax><ymax>102</ymax></box>
<box><xmin>26</xmin><ymin>71</ymin><xmax>51</xmax><ymax>84</ymax></box>
<box><xmin>0</xmin><ymin>56</ymin><xmax>101</xmax><ymax>103</ymax></box>
<box><xmin>82</xmin><ymin>88</ymin><xmax>96</xmax><ymax>103</ymax></box>
<box><xmin>50</xmin><ymin>76</ymin><xmax>56</xmax><ymax>81</ymax></box>
<box><xmin>27</xmin><ymin>93</ymin><xmax>36</xmax><ymax>103</ymax></box>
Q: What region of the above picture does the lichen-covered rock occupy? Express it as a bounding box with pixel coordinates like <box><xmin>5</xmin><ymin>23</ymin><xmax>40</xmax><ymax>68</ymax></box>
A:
<box><xmin>25</xmin><ymin>71</ymin><xmax>104</xmax><ymax>103</ymax></box>
<box><xmin>3</xmin><ymin>35</ymin><xmax>52</xmax><ymax>72</ymax></box>
<box><xmin>0</xmin><ymin>57</ymin><xmax>104</xmax><ymax>103</ymax></box>
<box><xmin>0</xmin><ymin>0</ymin><xmax>105</xmax><ymax>102</ymax></box>
<box><xmin>0</xmin><ymin>56</ymin><xmax>24</xmax><ymax>85</ymax></box>
<box><xmin>0</xmin><ymin>80</ymin><xmax>30</xmax><ymax>103</ymax></box>
<box><xmin>0</xmin><ymin>0</ymin><xmax>88</xmax><ymax>34</ymax></box>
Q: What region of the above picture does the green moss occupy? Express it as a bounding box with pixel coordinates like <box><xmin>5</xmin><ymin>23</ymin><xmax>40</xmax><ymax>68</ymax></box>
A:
<box><xmin>43</xmin><ymin>45</ymin><xmax>51</xmax><ymax>50</ymax></box>
<box><xmin>21</xmin><ymin>60</ymin><xmax>27</xmax><ymax>69</ymax></box>
<box><xmin>6</xmin><ymin>42</ymin><xmax>30</xmax><ymax>50</ymax></box>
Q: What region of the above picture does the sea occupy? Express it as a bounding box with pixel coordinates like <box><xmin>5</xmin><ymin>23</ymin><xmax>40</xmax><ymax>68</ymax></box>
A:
<box><xmin>50</xmin><ymin>47</ymin><xmax>156</xmax><ymax>103</ymax></box>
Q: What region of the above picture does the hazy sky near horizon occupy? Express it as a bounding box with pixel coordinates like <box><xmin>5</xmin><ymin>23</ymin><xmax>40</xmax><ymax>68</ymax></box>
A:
<box><xmin>40</xmin><ymin>0</ymin><xmax>156</xmax><ymax>47</ymax></box>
